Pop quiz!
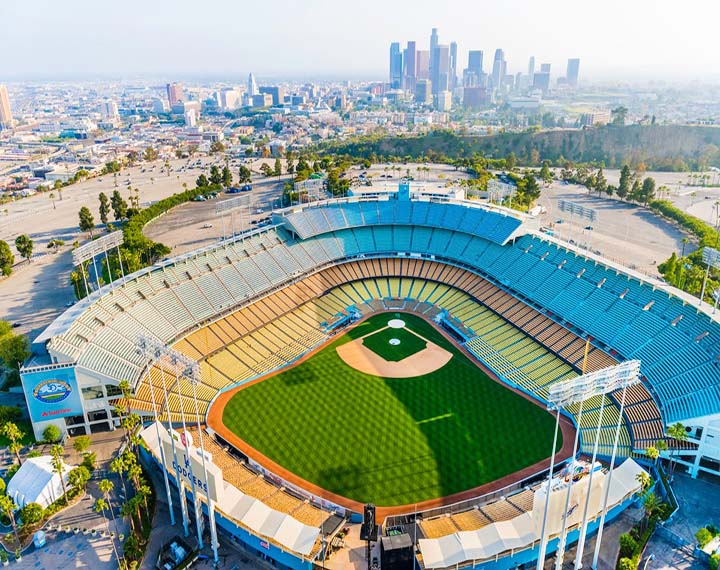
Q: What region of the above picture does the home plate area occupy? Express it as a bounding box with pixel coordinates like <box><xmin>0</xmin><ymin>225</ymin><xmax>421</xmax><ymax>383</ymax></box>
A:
<box><xmin>335</xmin><ymin>317</ymin><xmax>452</xmax><ymax>377</ymax></box>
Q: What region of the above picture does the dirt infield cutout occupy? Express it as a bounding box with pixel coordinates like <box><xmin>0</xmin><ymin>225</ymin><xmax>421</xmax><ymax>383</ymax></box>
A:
<box><xmin>336</xmin><ymin>323</ymin><xmax>452</xmax><ymax>378</ymax></box>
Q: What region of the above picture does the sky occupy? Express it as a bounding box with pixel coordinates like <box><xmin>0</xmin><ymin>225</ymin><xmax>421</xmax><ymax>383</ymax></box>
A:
<box><xmin>1</xmin><ymin>0</ymin><xmax>719</xmax><ymax>82</ymax></box>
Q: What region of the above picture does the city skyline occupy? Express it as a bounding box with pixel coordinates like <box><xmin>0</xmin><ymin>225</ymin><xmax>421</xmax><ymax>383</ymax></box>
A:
<box><xmin>2</xmin><ymin>0</ymin><xmax>720</xmax><ymax>82</ymax></box>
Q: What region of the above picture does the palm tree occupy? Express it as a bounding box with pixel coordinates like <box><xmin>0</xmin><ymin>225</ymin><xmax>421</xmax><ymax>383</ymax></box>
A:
<box><xmin>49</xmin><ymin>192</ymin><xmax>56</xmax><ymax>209</ymax></box>
<box><xmin>641</xmin><ymin>491</ymin><xmax>660</xmax><ymax>531</ymax></box>
<box><xmin>0</xmin><ymin>495</ymin><xmax>19</xmax><ymax>547</ymax></box>
<box><xmin>636</xmin><ymin>471</ymin><xmax>652</xmax><ymax>492</ymax></box>
<box><xmin>99</xmin><ymin>479</ymin><xmax>119</xmax><ymax>534</ymax></box>
<box><xmin>1</xmin><ymin>422</ymin><xmax>25</xmax><ymax>465</ymax></box>
<box><xmin>110</xmin><ymin>456</ymin><xmax>127</xmax><ymax>497</ymax></box>
<box><xmin>645</xmin><ymin>446</ymin><xmax>660</xmax><ymax>468</ymax></box>
<box><xmin>666</xmin><ymin>422</ymin><xmax>688</xmax><ymax>476</ymax></box>
<box><xmin>49</xmin><ymin>444</ymin><xmax>68</xmax><ymax>503</ymax></box>
<box><xmin>681</xmin><ymin>237</ymin><xmax>689</xmax><ymax>257</ymax></box>
<box><xmin>94</xmin><ymin>498</ymin><xmax>123</xmax><ymax>568</ymax></box>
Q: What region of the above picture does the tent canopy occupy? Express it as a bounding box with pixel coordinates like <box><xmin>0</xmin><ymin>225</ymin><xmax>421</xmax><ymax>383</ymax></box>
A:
<box><xmin>6</xmin><ymin>455</ymin><xmax>72</xmax><ymax>509</ymax></box>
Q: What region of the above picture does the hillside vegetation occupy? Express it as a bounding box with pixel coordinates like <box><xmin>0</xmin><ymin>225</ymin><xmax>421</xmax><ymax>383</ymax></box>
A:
<box><xmin>324</xmin><ymin>125</ymin><xmax>720</xmax><ymax>171</ymax></box>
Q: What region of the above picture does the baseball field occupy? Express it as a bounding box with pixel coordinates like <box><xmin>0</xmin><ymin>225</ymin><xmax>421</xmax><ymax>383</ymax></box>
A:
<box><xmin>217</xmin><ymin>312</ymin><xmax>561</xmax><ymax>507</ymax></box>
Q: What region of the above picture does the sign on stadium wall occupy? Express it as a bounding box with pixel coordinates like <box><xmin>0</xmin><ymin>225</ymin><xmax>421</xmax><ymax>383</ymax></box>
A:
<box><xmin>160</xmin><ymin>426</ymin><xmax>224</xmax><ymax>504</ymax></box>
<box><xmin>21</xmin><ymin>365</ymin><xmax>83</xmax><ymax>423</ymax></box>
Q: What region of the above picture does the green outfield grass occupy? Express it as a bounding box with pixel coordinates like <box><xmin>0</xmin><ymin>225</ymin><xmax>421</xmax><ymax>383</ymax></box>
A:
<box><xmin>222</xmin><ymin>312</ymin><xmax>560</xmax><ymax>506</ymax></box>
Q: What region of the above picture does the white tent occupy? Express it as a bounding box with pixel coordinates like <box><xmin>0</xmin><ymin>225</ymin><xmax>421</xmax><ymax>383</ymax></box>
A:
<box><xmin>6</xmin><ymin>455</ymin><xmax>72</xmax><ymax>509</ymax></box>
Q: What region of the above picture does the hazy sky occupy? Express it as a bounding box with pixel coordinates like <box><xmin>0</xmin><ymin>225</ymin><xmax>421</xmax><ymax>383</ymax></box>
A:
<box><xmin>1</xmin><ymin>0</ymin><xmax>719</xmax><ymax>81</ymax></box>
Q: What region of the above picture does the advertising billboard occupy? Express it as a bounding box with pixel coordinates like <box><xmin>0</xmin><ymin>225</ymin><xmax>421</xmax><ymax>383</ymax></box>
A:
<box><xmin>21</xmin><ymin>365</ymin><xmax>83</xmax><ymax>423</ymax></box>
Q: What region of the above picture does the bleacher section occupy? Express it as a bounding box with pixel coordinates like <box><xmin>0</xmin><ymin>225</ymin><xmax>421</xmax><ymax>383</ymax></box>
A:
<box><xmin>44</xmin><ymin>198</ymin><xmax>720</xmax><ymax>445</ymax></box>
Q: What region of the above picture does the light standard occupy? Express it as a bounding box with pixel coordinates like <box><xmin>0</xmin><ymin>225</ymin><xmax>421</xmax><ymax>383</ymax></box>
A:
<box><xmin>642</xmin><ymin>554</ymin><xmax>655</xmax><ymax>570</ymax></box>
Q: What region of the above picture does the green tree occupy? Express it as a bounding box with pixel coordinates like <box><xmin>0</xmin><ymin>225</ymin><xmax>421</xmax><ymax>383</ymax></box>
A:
<box><xmin>43</xmin><ymin>424</ymin><xmax>61</xmax><ymax>443</ymax></box>
<box><xmin>47</xmin><ymin>239</ymin><xmax>65</xmax><ymax>253</ymax></box>
<box><xmin>99</xmin><ymin>192</ymin><xmax>111</xmax><ymax>225</ymax></box>
<box><xmin>539</xmin><ymin>161</ymin><xmax>553</xmax><ymax>185</ymax></box>
<box><xmin>78</xmin><ymin>206</ymin><xmax>95</xmax><ymax>237</ymax></box>
<box><xmin>14</xmin><ymin>234</ymin><xmax>33</xmax><ymax>262</ymax></box>
<box><xmin>611</xmin><ymin>106</ymin><xmax>628</xmax><ymax>125</ymax></box>
<box><xmin>209</xmin><ymin>140</ymin><xmax>225</xmax><ymax>154</ymax></box>
<box><xmin>94</xmin><ymin>497</ymin><xmax>123</xmax><ymax>567</ymax></box>
<box><xmin>143</xmin><ymin>147</ymin><xmax>158</xmax><ymax>162</ymax></box>
<box><xmin>696</xmin><ymin>527</ymin><xmax>713</xmax><ymax>548</ymax></box>
<box><xmin>221</xmin><ymin>165</ymin><xmax>233</xmax><ymax>188</ymax></box>
<box><xmin>68</xmin><ymin>465</ymin><xmax>91</xmax><ymax>491</ymax></box>
<box><xmin>274</xmin><ymin>158</ymin><xmax>282</xmax><ymax>177</ymax></box>
<box><xmin>0</xmin><ymin>331</ymin><xmax>29</xmax><ymax>385</ymax></box>
<box><xmin>209</xmin><ymin>165</ymin><xmax>222</xmax><ymax>185</ymax></box>
<box><xmin>1</xmin><ymin>422</ymin><xmax>25</xmax><ymax>465</ymax></box>
<box><xmin>640</xmin><ymin>177</ymin><xmax>656</xmax><ymax>206</ymax></box>
<box><xmin>110</xmin><ymin>456</ymin><xmax>128</xmax><ymax>498</ymax></box>
<box><xmin>506</xmin><ymin>152</ymin><xmax>516</xmax><ymax>170</ymax></box>
<box><xmin>260</xmin><ymin>162</ymin><xmax>273</xmax><ymax>177</ymax></box>
<box><xmin>0</xmin><ymin>494</ymin><xmax>20</xmax><ymax>546</ymax></box>
<box><xmin>0</xmin><ymin>240</ymin><xmax>14</xmax><ymax>276</ymax></box>
<box><xmin>72</xmin><ymin>435</ymin><xmax>91</xmax><ymax>455</ymax></box>
<box><xmin>594</xmin><ymin>167</ymin><xmax>607</xmax><ymax>197</ymax></box>
<box><xmin>666</xmin><ymin>422</ymin><xmax>688</xmax><ymax>474</ymax></box>
<box><xmin>238</xmin><ymin>165</ymin><xmax>252</xmax><ymax>184</ymax></box>
<box><xmin>49</xmin><ymin>444</ymin><xmax>68</xmax><ymax>503</ymax></box>
<box><xmin>98</xmin><ymin>478</ymin><xmax>119</xmax><ymax>534</ymax></box>
<box><xmin>617</xmin><ymin>165</ymin><xmax>631</xmax><ymax>200</ymax></box>
<box><xmin>645</xmin><ymin>445</ymin><xmax>660</xmax><ymax>467</ymax></box>
<box><xmin>196</xmin><ymin>174</ymin><xmax>209</xmax><ymax>188</ymax></box>
<box><xmin>629</xmin><ymin>178</ymin><xmax>642</xmax><ymax>203</ymax></box>
<box><xmin>19</xmin><ymin>502</ymin><xmax>43</xmax><ymax>525</ymax></box>
<box><xmin>619</xmin><ymin>533</ymin><xmax>638</xmax><ymax>558</ymax></box>
<box><xmin>111</xmin><ymin>190</ymin><xmax>128</xmax><ymax>221</ymax></box>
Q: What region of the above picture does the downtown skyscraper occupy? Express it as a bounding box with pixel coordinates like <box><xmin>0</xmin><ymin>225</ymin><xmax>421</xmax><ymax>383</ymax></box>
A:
<box><xmin>389</xmin><ymin>42</ymin><xmax>403</xmax><ymax>89</ymax></box>
<box><xmin>0</xmin><ymin>85</ymin><xmax>13</xmax><ymax>130</ymax></box>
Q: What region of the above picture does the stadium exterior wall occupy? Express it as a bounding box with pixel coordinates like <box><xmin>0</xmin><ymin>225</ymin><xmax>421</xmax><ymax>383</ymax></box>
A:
<box><xmin>139</xmin><ymin>445</ymin><xmax>315</xmax><ymax>570</ymax></box>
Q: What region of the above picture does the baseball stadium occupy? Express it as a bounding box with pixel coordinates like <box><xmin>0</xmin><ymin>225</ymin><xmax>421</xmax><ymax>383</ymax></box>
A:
<box><xmin>19</xmin><ymin>194</ymin><xmax>720</xmax><ymax>569</ymax></box>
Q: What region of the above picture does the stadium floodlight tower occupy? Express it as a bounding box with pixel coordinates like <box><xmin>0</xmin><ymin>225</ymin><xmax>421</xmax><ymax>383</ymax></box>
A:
<box><xmin>71</xmin><ymin>230</ymin><xmax>124</xmax><ymax>294</ymax></box>
<box><xmin>699</xmin><ymin>247</ymin><xmax>720</xmax><ymax>311</ymax></box>
<box><xmin>535</xmin><ymin>359</ymin><xmax>641</xmax><ymax>570</ymax></box>
<box><xmin>557</xmin><ymin>200</ymin><xmax>598</xmax><ymax>248</ymax></box>
<box><xmin>136</xmin><ymin>335</ymin><xmax>220</xmax><ymax>568</ymax></box>
<box><xmin>215</xmin><ymin>195</ymin><xmax>251</xmax><ymax>240</ymax></box>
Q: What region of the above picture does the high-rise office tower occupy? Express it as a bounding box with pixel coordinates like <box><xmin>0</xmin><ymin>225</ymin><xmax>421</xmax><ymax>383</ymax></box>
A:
<box><xmin>491</xmin><ymin>49</ymin><xmax>506</xmax><ymax>90</ymax></box>
<box><xmin>415</xmin><ymin>79</ymin><xmax>432</xmax><ymax>105</ymax></box>
<box><xmin>533</xmin><ymin>70</ymin><xmax>551</xmax><ymax>95</ymax></box>
<box><xmin>416</xmin><ymin>50</ymin><xmax>430</xmax><ymax>80</ymax></box>
<box><xmin>431</xmin><ymin>44</ymin><xmax>450</xmax><ymax>94</ymax></box>
<box><xmin>166</xmin><ymin>82</ymin><xmax>184</xmax><ymax>106</ymax></box>
<box><xmin>449</xmin><ymin>42</ymin><xmax>458</xmax><ymax>90</ymax></box>
<box><xmin>389</xmin><ymin>42</ymin><xmax>403</xmax><ymax>89</ymax></box>
<box><xmin>101</xmin><ymin>100</ymin><xmax>119</xmax><ymax>120</ymax></box>
<box><xmin>0</xmin><ymin>85</ymin><xmax>13</xmax><ymax>130</ymax></box>
<box><xmin>403</xmin><ymin>41</ymin><xmax>417</xmax><ymax>91</ymax></box>
<box><xmin>540</xmin><ymin>63</ymin><xmax>551</xmax><ymax>73</ymax></box>
<box><xmin>247</xmin><ymin>73</ymin><xmax>258</xmax><ymax>97</ymax></box>
<box><xmin>527</xmin><ymin>56</ymin><xmax>536</xmax><ymax>82</ymax></box>
<box><xmin>464</xmin><ymin>50</ymin><xmax>484</xmax><ymax>87</ymax></box>
<box><xmin>429</xmin><ymin>28</ymin><xmax>439</xmax><ymax>79</ymax></box>
<box><xmin>566</xmin><ymin>58</ymin><xmax>580</xmax><ymax>87</ymax></box>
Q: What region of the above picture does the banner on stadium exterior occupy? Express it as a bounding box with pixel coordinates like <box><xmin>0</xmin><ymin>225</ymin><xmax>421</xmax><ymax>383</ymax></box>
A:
<box><xmin>21</xmin><ymin>365</ymin><xmax>83</xmax><ymax>423</ymax></box>
<box><xmin>158</xmin><ymin>425</ymin><xmax>224</xmax><ymax>504</ymax></box>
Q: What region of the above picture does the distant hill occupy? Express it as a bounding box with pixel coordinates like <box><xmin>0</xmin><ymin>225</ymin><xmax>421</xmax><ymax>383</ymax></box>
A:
<box><xmin>324</xmin><ymin>125</ymin><xmax>720</xmax><ymax>171</ymax></box>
